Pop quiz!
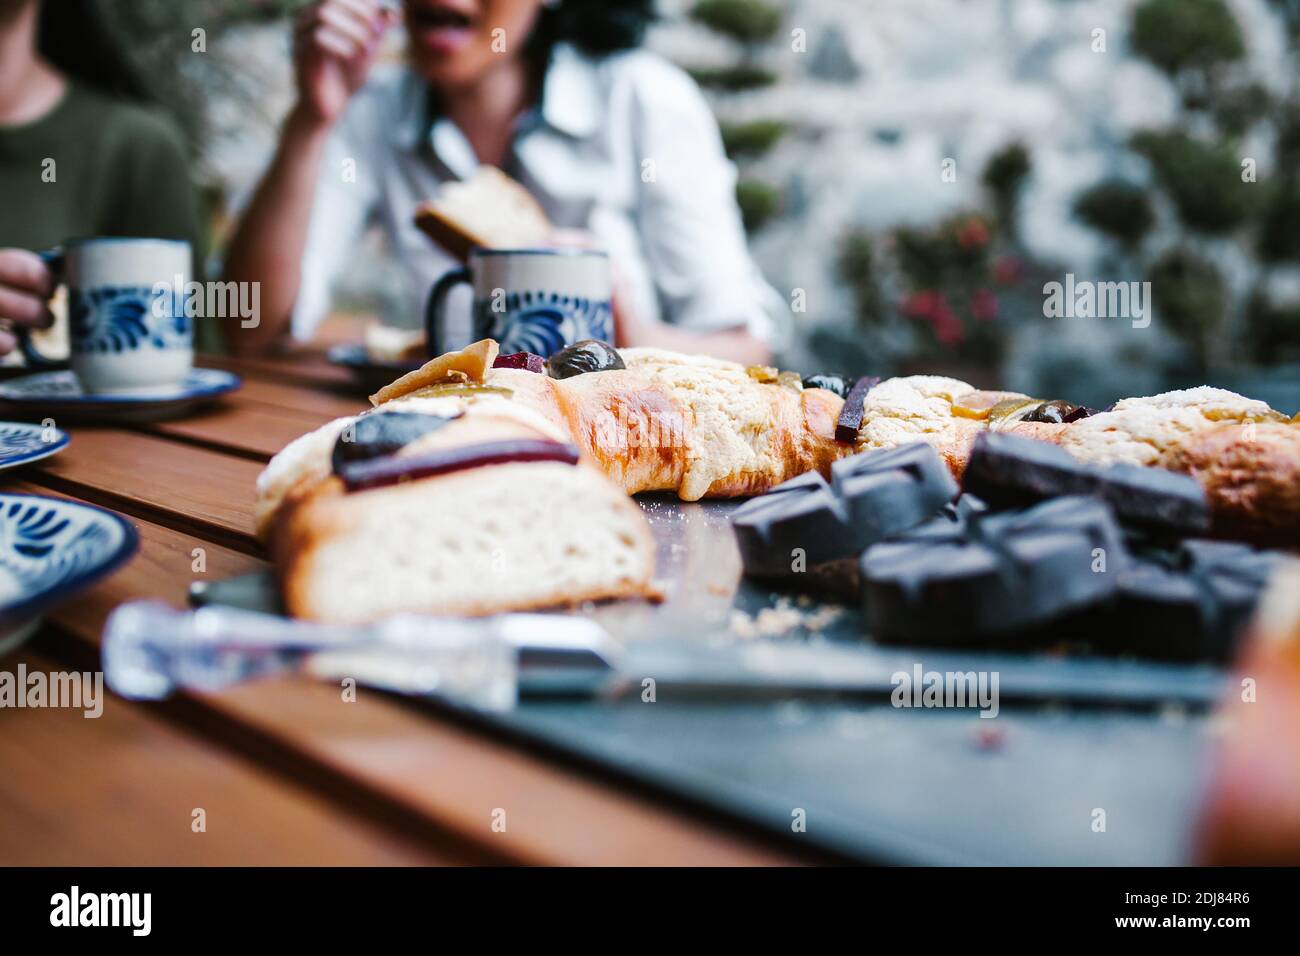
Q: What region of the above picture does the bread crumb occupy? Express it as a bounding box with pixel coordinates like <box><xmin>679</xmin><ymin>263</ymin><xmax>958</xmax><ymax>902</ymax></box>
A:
<box><xmin>728</xmin><ymin>596</ymin><xmax>845</xmax><ymax>639</ymax></box>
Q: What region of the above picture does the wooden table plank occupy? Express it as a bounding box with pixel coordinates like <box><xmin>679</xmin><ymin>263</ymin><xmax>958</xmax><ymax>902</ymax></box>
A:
<box><xmin>12</xmin><ymin>480</ymin><xmax>805</xmax><ymax>865</ymax></box>
<box><xmin>198</xmin><ymin>350</ymin><xmax>358</xmax><ymax>391</ymax></box>
<box><xmin>20</xmin><ymin>429</ymin><xmax>262</xmax><ymax>552</ymax></box>
<box><xmin>231</xmin><ymin>374</ymin><xmax>368</xmax><ymax>419</ymax></box>
<box><xmin>129</xmin><ymin>373</ymin><xmax>363</xmax><ymax>461</ymax></box>
<box><xmin>137</xmin><ymin>401</ymin><xmax>326</xmax><ymax>461</ymax></box>
<box><xmin>0</xmin><ymin>648</ymin><xmax>454</xmax><ymax>866</ymax></box>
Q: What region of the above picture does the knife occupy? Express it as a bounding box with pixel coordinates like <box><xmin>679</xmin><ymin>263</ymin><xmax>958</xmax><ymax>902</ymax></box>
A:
<box><xmin>101</xmin><ymin>601</ymin><xmax>1225</xmax><ymax>710</ymax></box>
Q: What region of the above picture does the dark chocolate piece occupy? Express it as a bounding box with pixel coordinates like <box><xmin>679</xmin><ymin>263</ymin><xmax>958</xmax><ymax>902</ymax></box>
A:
<box><xmin>493</xmin><ymin>352</ymin><xmax>546</xmax><ymax>373</ymax></box>
<box><xmin>835</xmin><ymin>376</ymin><xmax>881</xmax><ymax>443</ymax></box>
<box><xmin>731</xmin><ymin>442</ymin><xmax>957</xmax><ymax>577</ymax></box>
<box><xmin>545</xmin><ymin>340</ymin><xmax>625</xmax><ymax>379</ymax></box>
<box><xmin>331</xmin><ymin>410</ymin><xmax>459</xmax><ymax>473</ymax></box>
<box><xmin>860</xmin><ymin>495</ymin><xmax>1129</xmax><ymax>644</ymax></box>
<box><xmin>1090</xmin><ymin>539</ymin><xmax>1285</xmax><ymax>663</ymax></box>
<box><xmin>338</xmin><ymin>438</ymin><xmax>580</xmax><ymax>491</ymax></box>
<box><xmin>963</xmin><ymin>432</ymin><xmax>1209</xmax><ymax>534</ymax></box>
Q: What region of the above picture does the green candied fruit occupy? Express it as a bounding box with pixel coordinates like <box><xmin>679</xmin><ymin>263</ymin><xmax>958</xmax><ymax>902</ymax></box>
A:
<box><xmin>777</xmin><ymin>370</ymin><xmax>804</xmax><ymax>392</ymax></box>
<box><xmin>404</xmin><ymin>383</ymin><xmax>514</xmax><ymax>400</ymax></box>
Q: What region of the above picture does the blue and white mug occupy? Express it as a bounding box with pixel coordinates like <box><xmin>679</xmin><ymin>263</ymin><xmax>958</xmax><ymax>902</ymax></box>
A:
<box><xmin>19</xmin><ymin>237</ymin><xmax>193</xmax><ymax>395</ymax></box>
<box><xmin>425</xmin><ymin>248</ymin><xmax>612</xmax><ymax>358</ymax></box>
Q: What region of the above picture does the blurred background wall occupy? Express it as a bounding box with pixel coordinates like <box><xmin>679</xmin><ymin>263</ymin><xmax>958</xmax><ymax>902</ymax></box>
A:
<box><xmin>107</xmin><ymin>0</ymin><xmax>1300</xmax><ymax>408</ymax></box>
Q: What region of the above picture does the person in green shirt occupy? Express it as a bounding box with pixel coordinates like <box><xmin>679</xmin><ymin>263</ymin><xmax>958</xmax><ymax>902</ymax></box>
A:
<box><xmin>0</xmin><ymin>0</ymin><xmax>207</xmax><ymax>357</ymax></box>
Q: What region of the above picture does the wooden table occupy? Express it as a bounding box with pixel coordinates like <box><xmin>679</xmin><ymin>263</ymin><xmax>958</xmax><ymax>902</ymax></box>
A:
<box><xmin>0</xmin><ymin>351</ymin><xmax>809</xmax><ymax>866</ymax></box>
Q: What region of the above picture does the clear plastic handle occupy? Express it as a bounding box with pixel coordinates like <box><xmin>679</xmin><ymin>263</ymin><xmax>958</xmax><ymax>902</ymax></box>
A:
<box><xmin>102</xmin><ymin>601</ymin><xmax>519</xmax><ymax>711</ymax></box>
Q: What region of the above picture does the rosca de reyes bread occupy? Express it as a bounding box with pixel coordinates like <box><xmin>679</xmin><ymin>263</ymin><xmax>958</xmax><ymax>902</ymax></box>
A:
<box><xmin>257</xmin><ymin>339</ymin><xmax>1299</xmax><ymax>622</ymax></box>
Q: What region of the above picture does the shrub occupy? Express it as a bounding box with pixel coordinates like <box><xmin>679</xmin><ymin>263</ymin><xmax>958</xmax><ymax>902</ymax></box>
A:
<box><xmin>690</xmin><ymin>0</ymin><xmax>782</xmax><ymax>43</ymax></box>
<box><xmin>1148</xmin><ymin>248</ymin><xmax>1227</xmax><ymax>356</ymax></box>
<box><xmin>835</xmin><ymin>231</ymin><xmax>887</xmax><ymax>326</ymax></box>
<box><xmin>1209</xmin><ymin>82</ymin><xmax>1273</xmax><ymax>137</ymax></box>
<box><xmin>735</xmin><ymin>180</ymin><xmax>780</xmax><ymax>231</ymax></box>
<box><xmin>982</xmin><ymin>143</ymin><xmax>1031</xmax><ymax>198</ymax></box>
<box><xmin>1073</xmin><ymin>180</ymin><xmax>1156</xmax><ymax>248</ymax></box>
<box><xmin>720</xmin><ymin>120</ymin><xmax>787</xmax><ymax>158</ymax></box>
<box><xmin>1131</xmin><ymin>130</ymin><xmax>1254</xmax><ymax>233</ymax></box>
<box><xmin>1245</xmin><ymin>291</ymin><xmax>1300</xmax><ymax>363</ymax></box>
<box><xmin>686</xmin><ymin>65</ymin><xmax>778</xmax><ymax>91</ymax></box>
<box><xmin>1257</xmin><ymin>179</ymin><xmax>1300</xmax><ymax>263</ymax></box>
<box><xmin>1131</xmin><ymin>0</ymin><xmax>1245</xmax><ymax>76</ymax></box>
<box><xmin>982</xmin><ymin>143</ymin><xmax>1031</xmax><ymax>233</ymax></box>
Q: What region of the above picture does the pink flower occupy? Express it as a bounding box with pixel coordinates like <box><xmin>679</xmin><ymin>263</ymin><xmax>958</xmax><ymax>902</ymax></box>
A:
<box><xmin>930</xmin><ymin>299</ymin><xmax>965</xmax><ymax>346</ymax></box>
<box><xmin>900</xmin><ymin>290</ymin><xmax>939</xmax><ymax>319</ymax></box>
<box><xmin>970</xmin><ymin>288</ymin><xmax>998</xmax><ymax>322</ymax></box>
<box><xmin>954</xmin><ymin>217</ymin><xmax>990</xmax><ymax>250</ymax></box>
<box><xmin>993</xmin><ymin>255</ymin><xmax>1023</xmax><ymax>286</ymax></box>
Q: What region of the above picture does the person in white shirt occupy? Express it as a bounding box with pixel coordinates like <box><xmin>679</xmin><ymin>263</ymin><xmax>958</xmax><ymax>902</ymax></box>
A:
<box><xmin>222</xmin><ymin>0</ymin><xmax>788</xmax><ymax>364</ymax></box>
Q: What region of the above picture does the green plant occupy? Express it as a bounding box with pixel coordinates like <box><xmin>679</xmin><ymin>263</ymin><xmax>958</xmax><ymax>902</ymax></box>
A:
<box><xmin>982</xmin><ymin>142</ymin><xmax>1031</xmax><ymax>233</ymax></box>
<box><xmin>690</xmin><ymin>0</ymin><xmax>782</xmax><ymax>43</ymax></box>
<box><xmin>1208</xmin><ymin>82</ymin><xmax>1273</xmax><ymax>136</ymax></box>
<box><xmin>1245</xmin><ymin>290</ymin><xmax>1300</xmax><ymax>363</ymax></box>
<box><xmin>686</xmin><ymin>65</ymin><xmax>778</xmax><ymax>91</ymax></box>
<box><xmin>1257</xmin><ymin>180</ymin><xmax>1300</xmax><ymax>262</ymax></box>
<box><xmin>1148</xmin><ymin>248</ymin><xmax>1227</xmax><ymax>367</ymax></box>
<box><xmin>1131</xmin><ymin>0</ymin><xmax>1245</xmax><ymax>76</ymax></box>
<box><xmin>1132</xmin><ymin>130</ymin><xmax>1254</xmax><ymax>233</ymax></box>
<box><xmin>835</xmin><ymin>231</ymin><xmax>887</xmax><ymax>327</ymax></box>
<box><xmin>1073</xmin><ymin>180</ymin><xmax>1156</xmax><ymax>248</ymax></box>
<box><xmin>719</xmin><ymin>120</ymin><xmax>787</xmax><ymax>158</ymax></box>
<box><xmin>735</xmin><ymin>180</ymin><xmax>780</xmax><ymax>231</ymax></box>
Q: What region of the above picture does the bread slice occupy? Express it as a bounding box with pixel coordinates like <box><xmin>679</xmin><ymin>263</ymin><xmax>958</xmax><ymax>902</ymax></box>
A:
<box><xmin>276</xmin><ymin>460</ymin><xmax>657</xmax><ymax>623</ymax></box>
<box><xmin>413</xmin><ymin>166</ymin><xmax>551</xmax><ymax>260</ymax></box>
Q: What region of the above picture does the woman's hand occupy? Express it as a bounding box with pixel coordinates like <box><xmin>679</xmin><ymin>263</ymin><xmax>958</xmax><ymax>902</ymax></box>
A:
<box><xmin>293</xmin><ymin>0</ymin><xmax>397</xmax><ymax>127</ymax></box>
<box><xmin>0</xmin><ymin>249</ymin><xmax>54</xmax><ymax>356</ymax></box>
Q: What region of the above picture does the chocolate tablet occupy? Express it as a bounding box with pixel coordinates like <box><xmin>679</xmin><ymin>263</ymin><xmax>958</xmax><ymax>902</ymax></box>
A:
<box><xmin>831</xmin><ymin>442</ymin><xmax>960</xmax><ymax>540</ymax></box>
<box><xmin>963</xmin><ymin>432</ymin><xmax>1210</xmax><ymax>534</ymax></box>
<box><xmin>860</xmin><ymin>495</ymin><xmax>1129</xmax><ymax>644</ymax></box>
<box><xmin>1090</xmin><ymin>539</ymin><xmax>1285</xmax><ymax>663</ymax></box>
<box><xmin>731</xmin><ymin>442</ymin><xmax>957</xmax><ymax>577</ymax></box>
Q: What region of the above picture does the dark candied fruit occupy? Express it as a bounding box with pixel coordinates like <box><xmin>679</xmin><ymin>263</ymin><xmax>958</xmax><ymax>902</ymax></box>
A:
<box><xmin>545</xmin><ymin>340</ymin><xmax>625</xmax><ymax>379</ymax></box>
<box><xmin>1020</xmin><ymin>400</ymin><xmax>1081</xmax><ymax>424</ymax></box>
<box><xmin>493</xmin><ymin>352</ymin><xmax>546</xmax><ymax>374</ymax></box>
<box><xmin>802</xmin><ymin>373</ymin><xmax>853</xmax><ymax>398</ymax></box>
<box><xmin>338</xmin><ymin>438</ymin><xmax>581</xmax><ymax>491</ymax></box>
<box><xmin>835</xmin><ymin>376</ymin><xmax>881</xmax><ymax>443</ymax></box>
<box><xmin>331</xmin><ymin>410</ymin><xmax>460</xmax><ymax>474</ymax></box>
<box><xmin>1061</xmin><ymin>405</ymin><xmax>1100</xmax><ymax>423</ymax></box>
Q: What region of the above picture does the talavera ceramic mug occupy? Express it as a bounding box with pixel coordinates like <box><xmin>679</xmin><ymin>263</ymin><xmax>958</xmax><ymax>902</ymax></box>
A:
<box><xmin>425</xmin><ymin>248</ymin><xmax>612</xmax><ymax>357</ymax></box>
<box><xmin>19</xmin><ymin>237</ymin><xmax>194</xmax><ymax>394</ymax></box>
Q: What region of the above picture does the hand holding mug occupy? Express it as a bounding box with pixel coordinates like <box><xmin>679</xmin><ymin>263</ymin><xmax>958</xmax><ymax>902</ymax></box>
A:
<box><xmin>0</xmin><ymin>249</ymin><xmax>55</xmax><ymax>356</ymax></box>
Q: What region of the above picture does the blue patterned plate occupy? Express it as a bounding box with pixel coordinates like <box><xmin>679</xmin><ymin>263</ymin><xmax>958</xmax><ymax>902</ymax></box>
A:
<box><xmin>0</xmin><ymin>421</ymin><xmax>69</xmax><ymax>471</ymax></box>
<box><xmin>0</xmin><ymin>368</ymin><xmax>240</xmax><ymax>422</ymax></box>
<box><xmin>0</xmin><ymin>494</ymin><xmax>138</xmax><ymax>653</ymax></box>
